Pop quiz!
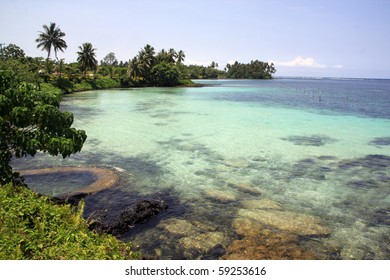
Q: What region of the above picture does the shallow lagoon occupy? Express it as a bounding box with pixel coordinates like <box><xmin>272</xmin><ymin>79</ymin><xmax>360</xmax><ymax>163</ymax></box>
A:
<box><xmin>18</xmin><ymin>78</ymin><xmax>390</xmax><ymax>259</ymax></box>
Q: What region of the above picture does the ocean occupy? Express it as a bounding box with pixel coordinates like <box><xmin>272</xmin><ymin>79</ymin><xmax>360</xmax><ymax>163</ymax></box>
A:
<box><xmin>18</xmin><ymin>78</ymin><xmax>390</xmax><ymax>259</ymax></box>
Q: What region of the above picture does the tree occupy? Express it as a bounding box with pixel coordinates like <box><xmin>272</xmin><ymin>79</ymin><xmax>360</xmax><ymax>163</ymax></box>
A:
<box><xmin>151</xmin><ymin>62</ymin><xmax>180</xmax><ymax>86</ymax></box>
<box><xmin>167</xmin><ymin>48</ymin><xmax>177</xmax><ymax>63</ymax></box>
<box><xmin>137</xmin><ymin>44</ymin><xmax>155</xmax><ymax>82</ymax></box>
<box><xmin>35</xmin><ymin>22</ymin><xmax>67</xmax><ymax>60</ymax></box>
<box><xmin>127</xmin><ymin>57</ymin><xmax>144</xmax><ymax>81</ymax></box>
<box><xmin>102</xmin><ymin>52</ymin><xmax>118</xmax><ymax>66</ymax></box>
<box><xmin>0</xmin><ymin>70</ymin><xmax>87</xmax><ymax>185</ymax></box>
<box><xmin>176</xmin><ymin>50</ymin><xmax>185</xmax><ymax>64</ymax></box>
<box><xmin>102</xmin><ymin>52</ymin><xmax>118</xmax><ymax>78</ymax></box>
<box><xmin>2</xmin><ymin>44</ymin><xmax>25</xmax><ymax>59</ymax></box>
<box><xmin>77</xmin><ymin>43</ymin><xmax>98</xmax><ymax>75</ymax></box>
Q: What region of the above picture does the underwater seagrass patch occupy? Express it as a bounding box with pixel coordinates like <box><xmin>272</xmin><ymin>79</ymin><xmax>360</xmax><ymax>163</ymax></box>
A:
<box><xmin>368</xmin><ymin>137</ymin><xmax>390</xmax><ymax>146</ymax></box>
<box><xmin>281</xmin><ymin>135</ymin><xmax>337</xmax><ymax>146</ymax></box>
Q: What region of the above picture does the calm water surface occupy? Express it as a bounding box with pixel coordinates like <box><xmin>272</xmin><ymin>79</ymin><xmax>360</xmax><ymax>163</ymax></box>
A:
<box><xmin>18</xmin><ymin>78</ymin><xmax>390</xmax><ymax>259</ymax></box>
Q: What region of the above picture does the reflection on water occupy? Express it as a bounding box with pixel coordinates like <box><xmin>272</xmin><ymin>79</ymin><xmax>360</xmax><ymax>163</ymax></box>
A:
<box><xmin>13</xmin><ymin>79</ymin><xmax>390</xmax><ymax>259</ymax></box>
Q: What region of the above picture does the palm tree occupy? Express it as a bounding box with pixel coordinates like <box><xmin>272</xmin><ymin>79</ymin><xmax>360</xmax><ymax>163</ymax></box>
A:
<box><xmin>56</xmin><ymin>59</ymin><xmax>65</xmax><ymax>77</ymax></box>
<box><xmin>167</xmin><ymin>48</ymin><xmax>177</xmax><ymax>63</ymax></box>
<box><xmin>137</xmin><ymin>44</ymin><xmax>155</xmax><ymax>82</ymax></box>
<box><xmin>176</xmin><ymin>50</ymin><xmax>185</xmax><ymax>64</ymax></box>
<box><xmin>36</xmin><ymin>22</ymin><xmax>67</xmax><ymax>60</ymax></box>
<box><xmin>127</xmin><ymin>57</ymin><xmax>144</xmax><ymax>81</ymax></box>
<box><xmin>138</xmin><ymin>44</ymin><xmax>155</xmax><ymax>70</ymax></box>
<box><xmin>77</xmin><ymin>43</ymin><xmax>98</xmax><ymax>76</ymax></box>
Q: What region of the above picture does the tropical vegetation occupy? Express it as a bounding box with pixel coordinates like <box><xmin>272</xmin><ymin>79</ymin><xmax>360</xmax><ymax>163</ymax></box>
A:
<box><xmin>0</xmin><ymin>70</ymin><xmax>87</xmax><ymax>185</ymax></box>
<box><xmin>0</xmin><ymin>183</ymin><xmax>139</xmax><ymax>259</ymax></box>
<box><xmin>0</xmin><ymin>21</ymin><xmax>276</xmax><ymax>260</ymax></box>
<box><xmin>35</xmin><ymin>22</ymin><xmax>67</xmax><ymax>60</ymax></box>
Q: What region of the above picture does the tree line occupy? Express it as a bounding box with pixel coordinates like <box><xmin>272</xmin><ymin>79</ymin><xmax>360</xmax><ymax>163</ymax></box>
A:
<box><xmin>1</xmin><ymin>22</ymin><xmax>276</xmax><ymax>90</ymax></box>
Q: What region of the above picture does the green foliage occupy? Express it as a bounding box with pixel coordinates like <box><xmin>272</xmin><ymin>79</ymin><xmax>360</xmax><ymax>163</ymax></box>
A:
<box><xmin>127</xmin><ymin>45</ymin><xmax>185</xmax><ymax>86</ymax></box>
<box><xmin>181</xmin><ymin>64</ymin><xmax>223</xmax><ymax>79</ymax></box>
<box><xmin>36</xmin><ymin>22</ymin><xmax>67</xmax><ymax>60</ymax></box>
<box><xmin>0</xmin><ymin>57</ymin><xmax>43</xmax><ymax>86</ymax></box>
<box><xmin>77</xmin><ymin>43</ymin><xmax>98</xmax><ymax>75</ymax></box>
<box><xmin>0</xmin><ymin>183</ymin><xmax>140</xmax><ymax>260</ymax></box>
<box><xmin>226</xmin><ymin>60</ymin><xmax>276</xmax><ymax>79</ymax></box>
<box><xmin>54</xmin><ymin>77</ymin><xmax>120</xmax><ymax>93</ymax></box>
<box><xmin>91</xmin><ymin>77</ymin><xmax>120</xmax><ymax>89</ymax></box>
<box><xmin>151</xmin><ymin>62</ymin><xmax>180</xmax><ymax>86</ymax></box>
<box><xmin>0</xmin><ymin>70</ymin><xmax>87</xmax><ymax>184</ymax></box>
<box><xmin>1</xmin><ymin>44</ymin><xmax>26</xmax><ymax>59</ymax></box>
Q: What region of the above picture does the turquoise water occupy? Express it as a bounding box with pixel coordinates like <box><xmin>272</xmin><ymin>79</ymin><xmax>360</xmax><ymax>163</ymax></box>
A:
<box><xmin>18</xmin><ymin>78</ymin><xmax>390</xmax><ymax>259</ymax></box>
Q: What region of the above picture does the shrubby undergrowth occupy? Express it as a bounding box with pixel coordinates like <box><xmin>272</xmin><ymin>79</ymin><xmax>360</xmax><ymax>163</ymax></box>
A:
<box><xmin>0</xmin><ymin>183</ymin><xmax>140</xmax><ymax>260</ymax></box>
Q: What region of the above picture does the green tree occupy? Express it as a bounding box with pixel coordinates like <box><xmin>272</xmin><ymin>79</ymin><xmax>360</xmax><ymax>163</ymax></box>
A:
<box><xmin>0</xmin><ymin>70</ymin><xmax>87</xmax><ymax>185</ymax></box>
<box><xmin>102</xmin><ymin>52</ymin><xmax>118</xmax><ymax>66</ymax></box>
<box><xmin>2</xmin><ymin>44</ymin><xmax>26</xmax><ymax>59</ymax></box>
<box><xmin>127</xmin><ymin>57</ymin><xmax>144</xmax><ymax>81</ymax></box>
<box><xmin>77</xmin><ymin>43</ymin><xmax>98</xmax><ymax>76</ymax></box>
<box><xmin>176</xmin><ymin>50</ymin><xmax>185</xmax><ymax>64</ymax></box>
<box><xmin>151</xmin><ymin>62</ymin><xmax>180</xmax><ymax>86</ymax></box>
<box><xmin>35</xmin><ymin>22</ymin><xmax>67</xmax><ymax>60</ymax></box>
<box><xmin>137</xmin><ymin>44</ymin><xmax>155</xmax><ymax>82</ymax></box>
<box><xmin>167</xmin><ymin>48</ymin><xmax>177</xmax><ymax>63</ymax></box>
<box><xmin>102</xmin><ymin>52</ymin><xmax>118</xmax><ymax>78</ymax></box>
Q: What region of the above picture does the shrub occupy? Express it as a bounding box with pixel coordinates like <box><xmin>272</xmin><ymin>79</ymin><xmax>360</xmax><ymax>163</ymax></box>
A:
<box><xmin>0</xmin><ymin>183</ymin><xmax>140</xmax><ymax>260</ymax></box>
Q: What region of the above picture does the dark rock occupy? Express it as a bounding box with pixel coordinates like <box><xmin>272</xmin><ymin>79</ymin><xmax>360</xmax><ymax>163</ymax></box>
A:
<box><xmin>53</xmin><ymin>192</ymin><xmax>88</xmax><ymax>207</ymax></box>
<box><xmin>88</xmin><ymin>198</ymin><xmax>168</xmax><ymax>234</ymax></box>
<box><xmin>207</xmin><ymin>244</ymin><xmax>227</xmax><ymax>259</ymax></box>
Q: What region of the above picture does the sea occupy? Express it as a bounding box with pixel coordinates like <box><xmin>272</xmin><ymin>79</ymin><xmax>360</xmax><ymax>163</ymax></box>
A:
<box><xmin>16</xmin><ymin>78</ymin><xmax>390</xmax><ymax>259</ymax></box>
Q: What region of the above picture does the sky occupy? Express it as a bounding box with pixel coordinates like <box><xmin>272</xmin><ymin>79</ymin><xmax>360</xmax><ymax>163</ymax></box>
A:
<box><xmin>1</xmin><ymin>0</ymin><xmax>390</xmax><ymax>78</ymax></box>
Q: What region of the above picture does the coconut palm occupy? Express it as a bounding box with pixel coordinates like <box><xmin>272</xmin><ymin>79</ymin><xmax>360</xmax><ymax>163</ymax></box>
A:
<box><xmin>138</xmin><ymin>44</ymin><xmax>155</xmax><ymax>70</ymax></box>
<box><xmin>167</xmin><ymin>48</ymin><xmax>177</xmax><ymax>63</ymax></box>
<box><xmin>36</xmin><ymin>22</ymin><xmax>67</xmax><ymax>60</ymax></box>
<box><xmin>127</xmin><ymin>57</ymin><xmax>144</xmax><ymax>81</ymax></box>
<box><xmin>176</xmin><ymin>50</ymin><xmax>185</xmax><ymax>64</ymax></box>
<box><xmin>77</xmin><ymin>42</ymin><xmax>98</xmax><ymax>75</ymax></box>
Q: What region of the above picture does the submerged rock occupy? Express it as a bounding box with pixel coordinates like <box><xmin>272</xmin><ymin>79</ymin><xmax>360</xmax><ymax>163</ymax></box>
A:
<box><xmin>231</xmin><ymin>217</ymin><xmax>265</xmax><ymax>236</ymax></box>
<box><xmin>157</xmin><ymin>217</ymin><xmax>228</xmax><ymax>259</ymax></box>
<box><xmin>228</xmin><ymin>182</ymin><xmax>262</xmax><ymax>195</ymax></box>
<box><xmin>88</xmin><ymin>198</ymin><xmax>168</xmax><ymax>235</ymax></box>
<box><xmin>180</xmin><ymin>232</ymin><xmax>228</xmax><ymax>255</ymax></box>
<box><xmin>240</xmin><ymin>199</ymin><xmax>282</xmax><ymax>210</ymax></box>
<box><xmin>237</xmin><ymin>209</ymin><xmax>331</xmax><ymax>236</ymax></box>
<box><xmin>225</xmin><ymin>158</ymin><xmax>249</xmax><ymax>168</ymax></box>
<box><xmin>252</xmin><ymin>156</ymin><xmax>267</xmax><ymax>162</ymax></box>
<box><xmin>204</xmin><ymin>189</ymin><xmax>237</xmax><ymax>202</ymax></box>
<box><xmin>225</xmin><ymin>216</ymin><xmax>318</xmax><ymax>260</ymax></box>
<box><xmin>222</xmin><ymin>230</ymin><xmax>316</xmax><ymax>260</ymax></box>
<box><xmin>157</xmin><ymin>218</ymin><xmax>198</xmax><ymax>236</ymax></box>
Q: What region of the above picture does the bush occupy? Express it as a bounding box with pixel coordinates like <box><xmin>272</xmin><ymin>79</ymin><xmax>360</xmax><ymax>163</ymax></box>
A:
<box><xmin>0</xmin><ymin>183</ymin><xmax>140</xmax><ymax>260</ymax></box>
<box><xmin>91</xmin><ymin>77</ymin><xmax>120</xmax><ymax>89</ymax></box>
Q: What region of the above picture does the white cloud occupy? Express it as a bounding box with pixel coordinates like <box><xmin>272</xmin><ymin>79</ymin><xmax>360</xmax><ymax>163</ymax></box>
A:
<box><xmin>333</xmin><ymin>64</ymin><xmax>343</xmax><ymax>69</ymax></box>
<box><xmin>272</xmin><ymin>56</ymin><xmax>326</xmax><ymax>68</ymax></box>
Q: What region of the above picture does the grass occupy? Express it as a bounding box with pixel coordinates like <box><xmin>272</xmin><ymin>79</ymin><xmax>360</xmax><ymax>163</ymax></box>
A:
<box><xmin>0</xmin><ymin>183</ymin><xmax>140</xmax><ymax>260</ymax></box>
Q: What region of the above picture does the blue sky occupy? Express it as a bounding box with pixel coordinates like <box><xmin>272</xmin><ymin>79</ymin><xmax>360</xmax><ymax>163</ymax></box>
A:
<box><xmin>1</xmin><ymin>0</ymin><xmax>389</xmax><ymax>78</ymax></box>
